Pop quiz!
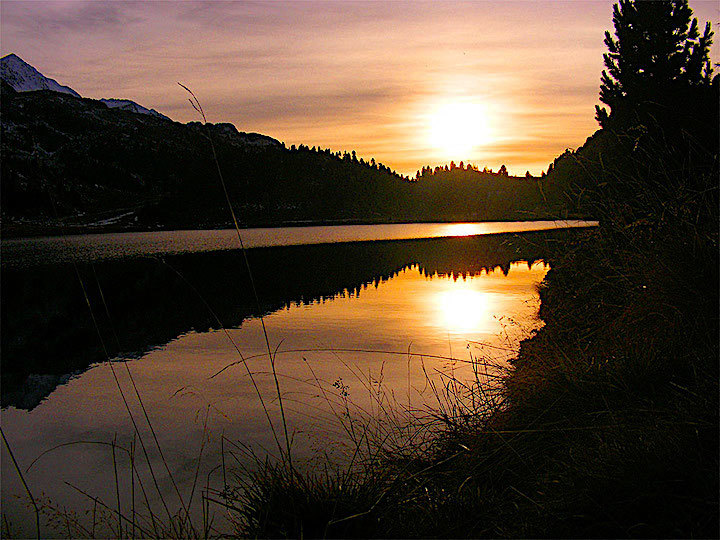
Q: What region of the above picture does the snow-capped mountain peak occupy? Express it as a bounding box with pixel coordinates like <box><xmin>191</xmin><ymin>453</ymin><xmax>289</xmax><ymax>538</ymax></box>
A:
<box><xmin>1</xmin><ymin>54</ymin><xmax>170</xmax><ymax>121</ymax></box>
<box><xmin>1</xmin><ymin>53</ymin><xmax>80</xmax><ymax>97</ymax></box>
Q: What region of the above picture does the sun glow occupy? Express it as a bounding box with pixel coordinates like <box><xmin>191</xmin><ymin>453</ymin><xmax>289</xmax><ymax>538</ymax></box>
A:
<box><xmin>428</xmin><ymin>102</ymin><xmax>493</xmax><ymax>159</ymax></box>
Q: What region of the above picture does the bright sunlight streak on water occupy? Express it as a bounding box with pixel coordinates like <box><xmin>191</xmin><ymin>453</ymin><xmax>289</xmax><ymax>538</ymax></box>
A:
<box><xmin>427</xmin><ymin>262</ymin><xmax>548</xmax><ymax>338</ymax></box>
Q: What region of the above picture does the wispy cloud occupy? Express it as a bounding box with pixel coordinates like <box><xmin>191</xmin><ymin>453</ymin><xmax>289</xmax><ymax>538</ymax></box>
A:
<box><xmin>1</xmin><ymin>0</ymin><xmax>716</xmax><ymax>175</ymax></box>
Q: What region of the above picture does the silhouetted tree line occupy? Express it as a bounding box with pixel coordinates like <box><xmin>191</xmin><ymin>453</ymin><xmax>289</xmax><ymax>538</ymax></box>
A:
<box><xmin>414</xmin><ymin>161</ymin><xmax>525</xmax><ymax>181</ymax></box>
<box><xmin>288</xmin><ymin>143</ymin><xmax>411</xmax><ymax>181</ymax></box>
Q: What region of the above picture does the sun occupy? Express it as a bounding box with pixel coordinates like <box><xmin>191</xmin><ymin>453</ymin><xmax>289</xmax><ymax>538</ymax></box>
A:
<box><xmin>428</xmin><ymin>102</ymin><xmax>492</xmax><ymax>159</ymax></box>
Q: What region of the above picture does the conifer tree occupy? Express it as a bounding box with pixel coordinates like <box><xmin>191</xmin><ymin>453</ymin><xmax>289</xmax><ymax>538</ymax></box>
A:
<box><xmin>595</xmin><ymin>0</ymin><xmax>714</xmax><ymax>129</ymax></box>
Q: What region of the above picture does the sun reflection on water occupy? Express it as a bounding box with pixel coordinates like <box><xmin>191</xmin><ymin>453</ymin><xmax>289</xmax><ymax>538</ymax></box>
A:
<box><xmin>437</xmin><ymin>287</ymin><xmax>495</xmax><ymax>334</ymax></box>
<box><xmin>0</xmin><ymin>257</ymin><xmax>551</xmax><ymax>536</ymax></box>
<box><xmin>429</xmin><ymin>261</ymin><xmax>549</xmax><ymax>338</ymax></box>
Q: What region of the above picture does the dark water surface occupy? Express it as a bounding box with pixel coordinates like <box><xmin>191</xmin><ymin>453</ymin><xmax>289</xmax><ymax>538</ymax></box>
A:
<box><xmin>1</xmin><ymin>222</ymin><xmax>593</xmax><ymax>537</ymax></box>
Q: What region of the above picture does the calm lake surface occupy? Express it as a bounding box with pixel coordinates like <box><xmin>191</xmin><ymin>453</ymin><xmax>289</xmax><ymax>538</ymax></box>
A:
<box><xmin>1</xmin><ymin>221</ymin><xmax>595</xmax><ymax>537</ymax></box>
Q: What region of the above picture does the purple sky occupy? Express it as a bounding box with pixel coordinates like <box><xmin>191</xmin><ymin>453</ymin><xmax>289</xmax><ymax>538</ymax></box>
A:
<box><xmin>2</xmin><ymin>0</ymin><xmax>717</xmax><ymax>175</ymax></box>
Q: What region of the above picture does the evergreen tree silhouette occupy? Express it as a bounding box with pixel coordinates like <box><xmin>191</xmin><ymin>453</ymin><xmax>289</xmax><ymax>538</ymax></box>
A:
<box><xmin>596</xmin><ymin>0</ymin><xmax>714</xmax><ymax>129</ymax></box>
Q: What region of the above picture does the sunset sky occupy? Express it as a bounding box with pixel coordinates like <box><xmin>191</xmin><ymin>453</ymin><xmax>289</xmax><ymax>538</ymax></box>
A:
<box><xmin>1</xmin><ymin>0</ymin><xmax>717</xmax><ymax>176</ymax></box>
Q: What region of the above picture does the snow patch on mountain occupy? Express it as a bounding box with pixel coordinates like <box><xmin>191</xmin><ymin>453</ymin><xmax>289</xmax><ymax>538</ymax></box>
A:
<box><xmin>100</xmin><ymin>98</ymin><xmax>170</xmax><ymax>120</ymax></box>
<box><xmin>187</xmin><ymin>121</ymin><xmax>282</xmax><ymax>147</ymax></box>
<box><xmin>239</xmin><ymin>132</ymin><xmax>282</xmax><ymax>147</ymax></box>
<box><xmin>214</xmin><ymin>123</ymin><xmax>280</xmax><ymax>147</ymax></box>
<box><xmin>1</xmin><ymin>53</ymin><xmax>80</xmax><ymax>97</ymax></box>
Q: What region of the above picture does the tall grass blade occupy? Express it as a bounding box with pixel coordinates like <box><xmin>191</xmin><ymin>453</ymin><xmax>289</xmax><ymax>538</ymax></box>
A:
<box><xmin>1</xmin><ymin>427</ymin><xmax>40</xmax><ymax>539</ymax></box>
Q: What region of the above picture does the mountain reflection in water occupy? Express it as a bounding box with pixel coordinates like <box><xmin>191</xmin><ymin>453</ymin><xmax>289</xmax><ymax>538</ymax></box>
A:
<box><xmin>0</xmin><ymin>227</ymin><xmax>583</xmax><ymax>538</ymax></box>
<box><xmin>1</xmin><ymin>231</ymin><xmax>565</xmax><ymax>409</ymax></box>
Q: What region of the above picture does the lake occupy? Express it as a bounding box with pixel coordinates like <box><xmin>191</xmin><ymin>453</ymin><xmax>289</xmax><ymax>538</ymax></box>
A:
<box><xmin>1</xmin><ymin>221</ymin><xmax>595</xmax><ymax>537</ymax></box>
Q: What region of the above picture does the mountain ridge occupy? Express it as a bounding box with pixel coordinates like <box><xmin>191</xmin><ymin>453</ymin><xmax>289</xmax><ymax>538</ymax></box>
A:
<box><xmin>0</xmin><ymin>53</ymin><xmax>172</xmax><ymax>121</ymax></box>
